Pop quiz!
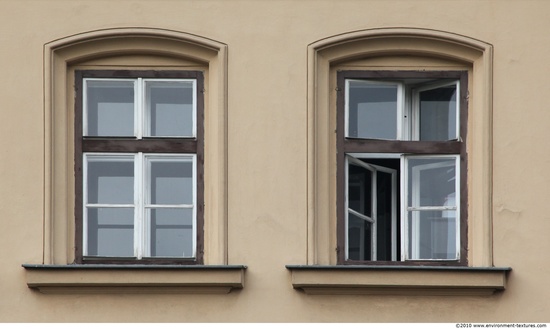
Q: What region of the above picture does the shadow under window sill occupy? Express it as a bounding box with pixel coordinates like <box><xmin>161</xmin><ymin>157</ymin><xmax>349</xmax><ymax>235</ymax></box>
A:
<box><xmin>23</xmin><ymin>264</ymin><xmax>247</xmax><ymax>294</ymax></box>
<box><xmin>286</xmin><ymin>265</ymin><xmax>511</xmax><ymax>296</ymax></box>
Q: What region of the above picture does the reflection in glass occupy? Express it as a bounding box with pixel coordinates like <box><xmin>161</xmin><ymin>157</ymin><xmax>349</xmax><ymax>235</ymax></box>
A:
<box><xmin>146</xmin><ymin>81</ymin><xmax>194</xmax><ymax>137</ymax></box>
<box><xmin>419</xmin><ymin>85</ymin><xmax>457</xmax><ymax>141</ymax></box>
<box><xmin>87</xmin><ymin>207</ymin><xmax>134</xmax><ymax>257</ymax></box>
<box><xmin>86</xmin><ymin>80</ymin><xmax>135</xmax><ymax>136</ymax></box>
<box><xmin>408</xmin><ymin>210</ymin><xmax>457</xmax><ymax>260</ymax></box>
<box><xmin>407</xmin><ymin>158</ymin><xmax>456</xmax><ymax>207</ymax></box>
<box><xmin>148</xmin><ymin>208</ymin><xmax>193</xmax><ymax>257</ymax></box>
<box><xmin>406</xmin><ymin>156</ymin><xmax>458</xmax><ymax>260</ymax></box>
<box><xmin>347</xmin><ymin>80</ymin><xmax>398</xmax><ymax>140</ymax></box>
<box><xmin>87</xmin><ymin>159</ymin><xmax>134</xmax><ymax>204</ymax></box>
<box><xmin>148</xmin><ymin>158</ymin><xmax>193</xmax><ymax>205</ymax></box>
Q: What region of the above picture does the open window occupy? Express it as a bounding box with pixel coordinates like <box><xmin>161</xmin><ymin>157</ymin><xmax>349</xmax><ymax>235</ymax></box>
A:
<box><xmin>406</xmin><ymin>156</ymin><xmax>459</xmax><ymax>261</ymax></box>
<box><xmin>289</xmin><ymin>29</ymin><xmax>507</xmax><ymax>295</ymax></box>
<box><xmin>337</xmin><ymin>70</ymin><xmax>467</xmax><ymax>265</ymax></box>
<box><xmin>346</xmin><ymin>156</ymin><xmax>398</xmax><ymax>261</ymax></box>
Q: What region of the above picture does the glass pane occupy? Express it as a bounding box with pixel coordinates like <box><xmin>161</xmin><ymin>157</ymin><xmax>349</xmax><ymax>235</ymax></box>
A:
<box><xmin>407</xmin><ymin>210</ymin><xmax>457</xmax><ymax>260</ymax></box>
<box><xmin>86</xmin><ymin>80</ymin><xmax>135</xmax><ymax>136</ymax></box>
<box><xmin>407</xmin><ymin>157</ymin><xmax>456</xmax><ymax>207</ymax></box>
<box><xmin>348</xmin><ymin>163</ymin><xmax>372</xmax><ymax>217</ymax></box>
<box><xmin>145</xmin><ymin>80</ymin><xmax>194</xmax><ymax>137</ymax></box>
<box><xmin>419</xmin><ymin>84</ymin><xmax>457</xmax><ymax>141</ymax></box>
<box><xmin>347</xmin><ymin>211</ymin><xmax>372</xmax><ymax>261</ymax></box>
<box><xmin>86</xmin><ymin>207</ymin><xmax>134</xmax><ymax>257</ymax></box>
<box><xmin>147</xmin><ymin>208</ymin><xmax>193</xmax><ymax>257</ymax></box>
<box><xmin>148</xmin><ymin>158</ymin><xmax>193</xmax><ymax>205</ymax></box>
<box><xmin>347</xmin><ymin>80</ymin><xmax>398</xmax><ymax>139</ymax></box>
<box><xmin>87</xmin><ymin>158</ymin><xmax>134</xmax><ymax>204</ymax></box>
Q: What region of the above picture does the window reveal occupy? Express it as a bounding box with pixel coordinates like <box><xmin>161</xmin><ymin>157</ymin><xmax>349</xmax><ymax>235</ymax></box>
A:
<box><xmin>337</xmin><ymin>71</ymin><xmax>468</xmax><ymax>264</ymax></box>
<box><xmin>75</xmin><ymin>70</ymin><xmax>204</xmax><ymax>264</ymax></box>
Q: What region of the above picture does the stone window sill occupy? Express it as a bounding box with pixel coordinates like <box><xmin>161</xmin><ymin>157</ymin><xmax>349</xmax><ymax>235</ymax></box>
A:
<box><xmin>23</xmin><ymin>264</ymin><xmax>246</xmax><ymax>294</ymax></box>
<box><xmin>286</xmin><ymin>265</ymin><xmax>511</xmax><ymax>296</ymax></box>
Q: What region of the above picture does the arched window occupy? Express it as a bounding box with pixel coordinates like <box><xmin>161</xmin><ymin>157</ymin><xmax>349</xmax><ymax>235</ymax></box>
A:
<box><xmin>43</xmin><ymin>28</ymin><xmax>228</xmax><ymax>265</ymax></box>
<box><xmin>306</xmin><ymin>28</ymin><xmax>493</xmax><ymax>267</ymax></box>
<box><xmin>287</xmin><ymin>28</ymin><xmax>508</xmax><ymax>296</ymax></box>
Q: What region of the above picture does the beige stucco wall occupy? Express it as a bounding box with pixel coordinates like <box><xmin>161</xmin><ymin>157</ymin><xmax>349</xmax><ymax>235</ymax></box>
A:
<box><xmin>0</xmin><ymin>0</ymin><xmax>548</xmax><ymax>322</ymax></box>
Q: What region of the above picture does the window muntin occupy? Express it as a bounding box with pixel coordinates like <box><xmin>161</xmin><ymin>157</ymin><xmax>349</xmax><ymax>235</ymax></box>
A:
<box><xmin>338</xmin><ymin>71</ymin><xmax>467</xmax><ymax>265</ymax></box>
<box><xmin>76</xmin><ymin>70</ymin><xmax>203</xmax><ymax>264</ymax></box>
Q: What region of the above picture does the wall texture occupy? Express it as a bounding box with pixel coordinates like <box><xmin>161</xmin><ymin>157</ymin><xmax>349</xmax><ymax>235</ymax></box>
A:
<box><xmin>0</xmin><ymin>0</ymin><xmax>548</xmax><ymax>322</ymax></box>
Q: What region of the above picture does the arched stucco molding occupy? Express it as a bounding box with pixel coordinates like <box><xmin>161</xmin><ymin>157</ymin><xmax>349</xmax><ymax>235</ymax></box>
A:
<box><xmin>306</xmin><ymin>28</ymin><xmax>493</xmax><ymax>267</ymax></box>
<box><xmin>43</xmin><ymin>28</ymin><xmax>228</xmax><ymax>265</ymax></box>
<box><xmin>45</xmin><ymin>28</ymin><xmax>226</xmax><ymax>65</ymax></box>
<box><xmin>309</xmin><ymin>27</ymin><xmax>492</xmax><ymax>61</ymax></box>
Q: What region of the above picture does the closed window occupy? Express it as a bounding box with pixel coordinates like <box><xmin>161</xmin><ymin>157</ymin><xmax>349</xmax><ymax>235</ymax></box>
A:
<box><xmin>337</xmin><ymin>70</ymin><xmax>467</xmax><ymax>264</ymax></box>
<box><xmin>75</xmin><ymin>70</ymin><xmax>204</xmax><ymax>264</ymax></box>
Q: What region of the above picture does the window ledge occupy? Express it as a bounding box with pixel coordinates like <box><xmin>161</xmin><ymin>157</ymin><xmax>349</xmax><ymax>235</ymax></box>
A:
<box><xmin>23</xmin><ymin>264</ymin><xmax>246</xmax><ymax>294</ymax></box>
<box><xmin>286</xmin><ymin>265</ymin><xmax>511</xmax><ymax>296</ymax></box>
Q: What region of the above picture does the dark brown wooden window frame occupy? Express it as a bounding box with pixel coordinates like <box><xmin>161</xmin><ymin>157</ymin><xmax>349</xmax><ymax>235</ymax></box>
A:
<box><xmin>336</xmin><ymin>70</ymin><xmax>468</xmax><ymax>266</ymax></box>
<box><xmin>74</xmin><ymin>70</ymin><xmax>205</xmax><ymax>265</ymax></box>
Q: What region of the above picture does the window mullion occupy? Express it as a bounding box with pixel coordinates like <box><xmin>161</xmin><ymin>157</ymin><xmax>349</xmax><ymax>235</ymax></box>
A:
<box><xmin>344</xmin><ymin>80</ymin><xmax>350</xmax><ymax>138</ymax></box>
<box><xmin>192</xmin><ymin>79</ymin><xmax>197</xmax><ymax>138</ymax></box>
<box><xmin>344</xmin><ymin>156</ymin><xmax>350</xmax><ymax>261</ymax></box>
<box><xmin>455</xmin><ymin>81</ymin><xmax>461</xmax><ymax>141</ymax></box>
<box><xmin>411</xmin><ymin>85</ymin><xmax>419</xmax><ymax>141</ymax></box>
<box><xmin>400</xmin><ymin>155</ymin><xmax>407</xmax><ymax>261</ymax></box>
<box><xmin>410</xmin><ymin>156</ymin><xmax>421</xmax><ymax>260</ymax></box>
<box><xmin>397</xmin><ymin>82</ymin><xmax>407</xmax><ymax>140</ymax></box>
<box><xmin>454</xmin><ymin>155</ymin><xmax>461</xmax><ymax>260</ymax></box>
<box><xmin>192</xmin><ymin>154</ymin><xmax>198</xmax><ymax>258</ymax></box>
<box><xmin>83</xmin><ymin>80</ymin><xmax>88</xmax><ymax>136</ymax></box>
<box><xmin>137</xmin><ymin>78</ymin><xmax>143</xmax><ymax>139</ymax></box>
<box><xmin>371</xmin><ymin>169</ymin><xmax>377</xmax><ymax>261</ymax></box>
<box><xmin>135</xmin><ymin>153</ymin><xmax>144</xmax><ymax>259</ymax></box>
<box><xmin>391</xmin><ymin>169</ymin><xmax>397</xmax><ymax>262</ymax></box>
<box><xmin>82</xmin><ymin>154</ymin><xmax>89</xmax><ymax>256</ymax></box>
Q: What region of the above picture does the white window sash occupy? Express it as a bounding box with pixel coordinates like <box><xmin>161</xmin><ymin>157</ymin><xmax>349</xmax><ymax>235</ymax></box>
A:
<box><xmin>142</xmin><ymin>78</ymin><xmax>197</xmax><ymax>138</ymax></box>
<box><xmin>344</xmin><ymin>79</ymin><xmax>404</xmax><ymax>140</ymax></box>
<box><xmin>411</xmin><ymin>80</ymin><xmax>460</xmax><ymax>141</ymax></box>
<box><xmin>83</xmin><ymin>78</ymin><xmax>197</xmax><ymax>139</ymax></box>
<box><xmin>346</xmin><ymin>155</ymin><xmax>398</xmax><ymax>261</ymax></box>
<box><xmin>83</xmin><ymin>152</ymin><xmax>196</xmax><ymax>259</ymax></box>
<box><xmin>402</xmin><ymin>155</ymin><xmax>460</xmax><ymax>261</ymax></box>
